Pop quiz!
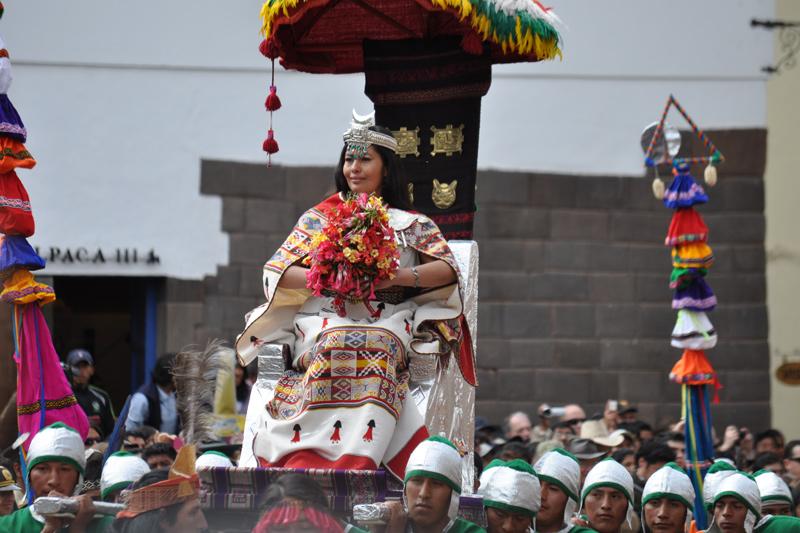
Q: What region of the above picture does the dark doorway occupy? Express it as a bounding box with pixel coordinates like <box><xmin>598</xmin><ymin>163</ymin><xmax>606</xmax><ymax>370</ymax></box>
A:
<box><xmin>50</xmin><ymin>277</ymin><xmax>161</xmax><ymax>413</ymax></box>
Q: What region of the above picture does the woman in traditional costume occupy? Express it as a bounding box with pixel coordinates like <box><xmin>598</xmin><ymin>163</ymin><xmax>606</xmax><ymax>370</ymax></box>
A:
<box><xmin>236</xmin><ymin>112</ymin><xmax>476</xmax><ymax>480</ymax></box>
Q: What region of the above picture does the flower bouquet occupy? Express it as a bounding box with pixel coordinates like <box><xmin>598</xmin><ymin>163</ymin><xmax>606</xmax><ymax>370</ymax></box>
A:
<box><xmin>304</xmin><ymin>193</ymin><xmax>400</xmax><ymax>317</ymax></box>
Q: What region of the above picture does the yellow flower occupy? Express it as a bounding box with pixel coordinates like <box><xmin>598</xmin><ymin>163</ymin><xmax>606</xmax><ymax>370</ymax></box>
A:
<box><xmin>310</xmin><ymin>232</ymin><xmax>328</xmax><ymax>247</ymax></box>
<box><xmin>343</xmin><ymin>248</ymin><xmax>358</xmax><ymax>263</ymax></box>
<box><xmin>371</xmin><ymin>249</ymin><xmax>379</xmax><ymax>258</ymax></box>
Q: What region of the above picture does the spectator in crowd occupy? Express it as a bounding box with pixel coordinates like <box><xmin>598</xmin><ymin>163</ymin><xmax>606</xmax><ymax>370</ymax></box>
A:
<box><xmin>532</xmin><ymin>403</ymin><xmax>559</xmax><ymax>442</ymax></box>
<box><xmin>619</xmin><ymin>421</ymin><xmax>654</xmax><ymax>445</ymax></box>
<box><xmin>534</xmin><ymin>449</ymin><xmax>589</xmax><ymax>533</ymax></box>
<box><xmin>785</xmin><ymin>440</ymin><xmax>800</xmax><ymax>490</ymax></box>
<box><xmin>617</xmin><ymin>403</ymin><xmax>638</xmax><ymax>425</ymax></box>
<box><xmin>504</xmin><ymin>411</ymin><xmax>533</xmax><ymax>442</ymax></box>
<box><xmin>66</xmin><ymin>348</ymin><xmax>116</xmax><ymax>437</ymax></box>
<box><xmin>100</xmin><ymin>452</ymin><xmax>150</xmax><ymax>503</ymax></box>
<box><xmin>126</xmin><ymin>353</ymin><xmax>179</xmax><ymax>435</ymax></box>
<box><xmin>0</xmin><ymin>423</ymin><xmax>112</xmax><ymax>532</ymax></box>
<box><xmin>401</xmin><ymin>436</ymin><xmax>484</xmax><ymax>532</ymax></box>
<box><xmin>755</xmin><ymin>470</ymin><xmax>794</xmax><ymax>517</ymax></box>
<box><xmin>657</xmin><ymin>433</ymin><xmax>686</xmax><ymax>469</ymax></box>
<box><xmin>580</xmin><ymin>459</ymin><xmax>634</xmax><ymax>533</ymax></box>
<box><xmin>0</xmin><ymin>464</ymin><xmax>20</xmax><ymax>516</ymax></box>
<box><xmin>141</xmin><ymin>443</ymin><xmax>177</xmax><ymax>470</ymax></box>
<box><xmin>568</xmin><ymin>438</ymin><xmax>608</xmax><ymax>485</ymax></box>
<box><xmin>636</xmin><ymin>442</ymin><xmax>677</xmax><ymax>486</ymax></box>
<box><xmin>234</xmin><ymin>363</ymin><xmax>252</xmax><ymax>415</ymax></box>
<box><xmin>602</xmin><ymin>400</ymin><xmax>620</xmax><ymax>434</ymax></box>
<box><xmin>478</xmin><ymin>459</ymin><xmax>540</xmax><ymax>533</ymax></box>
<box><xmin>756</xmin><ymin>430</ymin><xmax>786</xmax><ymax>458</ymax></box>
<box><xmin>753</xmin><ymin>453</ymin><xmax>785</xmax><ymax>475</ymax></box>
<box><xmin>641</xmin><ymin>463</ymin><xmax>695</xmax><ymax>533</ymax></box>
<box><xmin>581</xmin><ymin>420</ymin><xmax>625</xmax><ymax>451</ymax></box>
<box><xmin>612</xmin><ymin>449</ymin><xmax>636</xmax><ymax>478</ymax></box>
<box><xmin>562</xmin><ymin>405</ymin><xmax>587</xmax><ymax>435</ymax></box>
<box><xmin>122</xmin><ymin>427</ymin><xmax>158</xmax><ymax>452</ymax></box>
<box><xmin>553</xmin><ymin>421</ymin><xmax>577</xmax><ymax>447</ymax></box>
<box><xmin>111</xmin><ymin>446</ymin><xmax>207</xmax><ymax>533</ymax></box>
<box><xmin>84</xmin><ymin>423</ymin><xmax>104</xmax><ymax>449</ymax></box>
<box><xmin>498</xmin><ymin>440</ymin><xmax>533</xmax><ymax>463</ymax></box>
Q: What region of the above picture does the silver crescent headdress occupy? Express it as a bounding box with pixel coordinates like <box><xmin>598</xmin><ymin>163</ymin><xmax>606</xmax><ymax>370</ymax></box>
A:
<box><xmin>342</xmin><ymin>109</ymin><xmax>398</xmax><ymax>158</ymax></box>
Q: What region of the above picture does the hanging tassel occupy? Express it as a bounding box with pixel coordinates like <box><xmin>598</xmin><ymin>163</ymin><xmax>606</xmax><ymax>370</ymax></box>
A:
<box><xmin>652</xmin><ymin>177</ymin><xmax>665</xmax><ymax>199</ymax></box>
<box><xmin>262</xmin><ymin>129</ymin><xmax>279</xmax><ymax>154</ymax></box>
<box><xmin>265</xmin><ymin>85</ymin><xmax>282</xmax><ymax>111</ymax></box>
<box><xmin>704</xmin><ymin>164</ymin><xmax>717</xmax><ymax>187</ymax></box>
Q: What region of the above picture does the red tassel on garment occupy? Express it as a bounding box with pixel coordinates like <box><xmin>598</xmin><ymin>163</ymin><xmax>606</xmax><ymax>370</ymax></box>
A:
<box><xmin>259</xmin><ymin>38</ymin><xmax>280</xmax><ymax>60</ymax></box>
<box><xmin>265</xmin><ymin>85</ymin><xmax>282</xmax><ymax>111</ymax></box>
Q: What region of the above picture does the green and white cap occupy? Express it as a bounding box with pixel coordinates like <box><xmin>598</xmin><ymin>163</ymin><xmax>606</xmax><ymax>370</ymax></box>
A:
<box><xmin>478</xmin><ymin>459</ymin><xmax>541</xmax><ymax>518</ymax></box>
<box><xmin>27</xmin><ymin>423</ymin><xmax>86</xmax><ymax>497</ymax></box>
<box><xmin>712</xmin><ymin>472</ymin><xmax>761</xmax><ymax>533</ymax></box>
<box><xmin>642</xmin><ymin>463</ymin><xmax>695</xmax><ymax>533</ymax></box>
<box><xmin>753</xmin><ymin>470</ymin><xmax>793</xmax><ymax>507</ymax></box>
<box><xmin>404</xmin><ymin>436</ymin><xmax>463</xmax><ymax>523</ymax></box>
<box><xmin>642</xmin><ymin>463</ymin><xmax>695</xmax><ymax>511</ymax></box>
<box><xmin>581</xmin><ymin>458</ymin><xmax>635</xmax><ymax>528</ymax></box>
<box><xmin>27</xmin><ymin>423</ymin><xmax>85</xmax><ymax>476</ymax></box>
<box><xmin>703</xmin><ymin>460</ymin><xmax>737</xmax><ymax>510</ymax></box>
<box><xmin>196</xmin><ymin>451</ymin><xmax>234</xmax><ymax>469</ymax></box>
<box><xmin>535</xmin><ymin>448</ymin><xmax>581</xmax><ymax>525</ymax></box>
<box><xmin>100</xmin><ymin>452</ymin><xmax>150</xmax><ymax>500</ymax></box>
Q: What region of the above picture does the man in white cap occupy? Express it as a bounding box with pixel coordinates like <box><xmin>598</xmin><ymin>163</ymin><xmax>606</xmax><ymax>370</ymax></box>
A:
<box><xmin>708</xmin><ymin>471</ymin><xmax>762</xmax><ymax>533</ymax></box>
<box><xmin>478</xmin><ymin>458</ymin><xmax>540</xmax><ymax>533</ymax></box>
<box><xmin>403</xmin><ymin>436</ymin><xmax>485</xmax><ymax>532</ymax></box>
<box><xmin>580</xmin><ymin>458</ymin><xmax>635</xmax><ymax>533</ymax></box>
<box><xmin>641</xmin><ymin>463</ymin><xmax>695</xmax><ymax>533</ymax></box>
<box><xmin>754</xmin><ymin>470</ymin><xmax>794</xmax><ymax>517</ymax></box>
<box><xmin>0</xmin><ymin>422</ymin><xmax>112</xmax><ymax>532</ymax></box>
<box><xmin>0</xmin><ymin>464</ymin><xmax>21</xmax><ymax>516</ymax></box>
<box><xmin>534</xmin><ymin>449</ymin><xmax>596</xmax><ymax>533</ymax></box>
<box><xmin>99</xmin><ymin>451</ymin><xmax>150</xmax><ymax>502</ymax></box>
<box><xmin>195</xmin><ymin>450</ymin><xmax>235</xmax><ymax>469</ymax></box>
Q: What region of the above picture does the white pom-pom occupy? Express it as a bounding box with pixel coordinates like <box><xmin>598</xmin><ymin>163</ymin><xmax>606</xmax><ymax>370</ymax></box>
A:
<box><xmin>652</xmin><ymin>177</ymin><xmax>665</xmax><ymax>200</ymax></box>
<box><xmin>704</xmin><ymin>164</ymin><xmax>718</xmax><ymax>187</ymax></box>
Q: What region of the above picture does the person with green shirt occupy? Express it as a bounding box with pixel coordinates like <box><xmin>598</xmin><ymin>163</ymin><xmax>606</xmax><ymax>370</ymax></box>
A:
<box><xmin>579</xmin><ymin>458</ymin><xmax>635</xmax><ymax>533</ymax></box>
<box><xmin>402</xmin><ymin>436</ymin><xmax>485</xmax><ymax>532</ymax></box>
<box><xmin>534</xmin><ymin>449</ymin><xmax>597</xmax><ymax>533</ymax></box>
<box><xmin>0</xmin><ymin>422</ymin><xmax>113</xmax><ymax>533</ymax></box>
<box><xmin>640</xmin><ymin>463</ymin><xmax>695</xmax><ymax>533</ymax></box>
<box><xmin>478</xmin><ymin>458</ymin><xmax>540</xmax><ymax>533</ymax></box>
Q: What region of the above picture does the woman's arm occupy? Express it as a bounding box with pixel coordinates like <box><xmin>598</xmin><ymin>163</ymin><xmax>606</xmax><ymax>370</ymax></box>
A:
<box><xmin>377</xmin><ymin>256</ymin><xmax>456</xmax><ymax>289</ymax></box>
<box><xmin>277</xmin><ymin>265</ymin><xmax>310</xmax><ymax>289</ymax></box>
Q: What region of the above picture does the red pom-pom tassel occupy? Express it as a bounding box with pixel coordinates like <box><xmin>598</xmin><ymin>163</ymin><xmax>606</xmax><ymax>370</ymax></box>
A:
<box><xmin>265</xmin><ymin>85</ymin><xmax>282</xmax><ymax>111</ymax></box>
<box><xmin>259</xmin><ymin>38</ymin><xmax>280</xmax><ymax>60</ymax></box>
<box><xmin>262</xmin><ymin>129</ymin><xmax>279</xmax><ymax>154</ymax></box>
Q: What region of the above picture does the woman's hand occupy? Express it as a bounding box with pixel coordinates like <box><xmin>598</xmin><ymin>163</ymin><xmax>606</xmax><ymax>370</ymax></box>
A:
<box><xmin>375</xmin><ymin>259</ymin><xmax>457</xmax><ymax>290</ymax></box>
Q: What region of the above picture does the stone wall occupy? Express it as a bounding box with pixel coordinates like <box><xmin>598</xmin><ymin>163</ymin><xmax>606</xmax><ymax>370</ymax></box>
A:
<box><xmin>181</xmin><ymin>128</ymin><xmax>768</xmax><ymax>432</ymax></box>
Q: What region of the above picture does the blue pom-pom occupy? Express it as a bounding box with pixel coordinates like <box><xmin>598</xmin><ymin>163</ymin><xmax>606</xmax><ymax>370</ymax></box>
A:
<box><xmin>645</xmin><ymin>157</ymin><xmax>656</xmax><ymax>168</ymax></box>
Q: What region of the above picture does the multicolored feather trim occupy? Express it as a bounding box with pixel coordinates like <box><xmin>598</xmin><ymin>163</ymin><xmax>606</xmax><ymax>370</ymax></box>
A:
<box><xmin>259</xmin><ymin>0</ymin><xmax>562</xmax><ymax>60</ymax></box>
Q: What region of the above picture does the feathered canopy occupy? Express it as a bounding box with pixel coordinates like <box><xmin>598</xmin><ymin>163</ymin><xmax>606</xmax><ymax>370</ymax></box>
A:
<box><xmin>259</xmin><ymin>0</ymin><xmax>562</xmax><ymax>74</ymax></box>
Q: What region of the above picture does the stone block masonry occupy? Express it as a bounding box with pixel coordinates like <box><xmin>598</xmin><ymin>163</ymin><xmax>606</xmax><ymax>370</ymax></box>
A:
<box><xmin>182</xmin><ymin>129</ymin><xmax>768</xmax><ymax>433</ymax></box>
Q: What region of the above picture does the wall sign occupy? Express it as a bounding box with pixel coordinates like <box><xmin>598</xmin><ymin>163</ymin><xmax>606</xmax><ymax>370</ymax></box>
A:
<box><xmin>35</xmin><ymin>247</ymin><xmax>161</xmax><ymax>265</ymax></box>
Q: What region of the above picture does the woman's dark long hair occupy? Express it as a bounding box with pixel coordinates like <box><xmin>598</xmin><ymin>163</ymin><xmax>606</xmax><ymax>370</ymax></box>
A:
<box><xmin>260</xmin><ymin>473</ymin><xmax>329</xmax><ymax>512</ymax></box>
<box><xmin>333</xmin><ymin>126</ymin><xmax>413</xmax><ymax>211</ymax></box>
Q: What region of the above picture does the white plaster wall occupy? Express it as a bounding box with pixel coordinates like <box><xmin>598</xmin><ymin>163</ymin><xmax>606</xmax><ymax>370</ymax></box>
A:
<box><xmin>2</xmin><ymin>0</ymin><xmax>773</xmax><ymax>279</ymax></box>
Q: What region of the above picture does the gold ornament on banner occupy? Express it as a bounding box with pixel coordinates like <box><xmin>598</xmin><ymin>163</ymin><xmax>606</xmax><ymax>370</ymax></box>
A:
<box><xmin>430</xmin><ymin>124</ymin><xmax>464</xmax><ymax>156</ymax></box>
<box><xmin>432</xmin><ymin>179</ymin><xmax>457</xmax><ymax>209</ymax></box>
<box><xmin>392</xmin><ymin>127</ymin><xmax>421</xmax><ymax>158</ymax></box>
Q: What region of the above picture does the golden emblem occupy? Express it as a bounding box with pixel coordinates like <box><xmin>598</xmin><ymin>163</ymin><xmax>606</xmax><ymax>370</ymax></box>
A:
<box><xmin>391</xmin><ymin>127</ymin><xmax>420</xmax><ymax>158</ymax></box>
<box><xmin>432</xmin><ymin>179</ymin><xmax>457</xmax><ymax>209</ymax></box>
<box><xmin>408</xmin><ymin>183</ymin><xmax>415</xmax><ymax>205</ymax></box>
<box><xmin>430</xmin><ymin>124</ymin><xmax>464</xmax><ymax>156</ymax></box>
